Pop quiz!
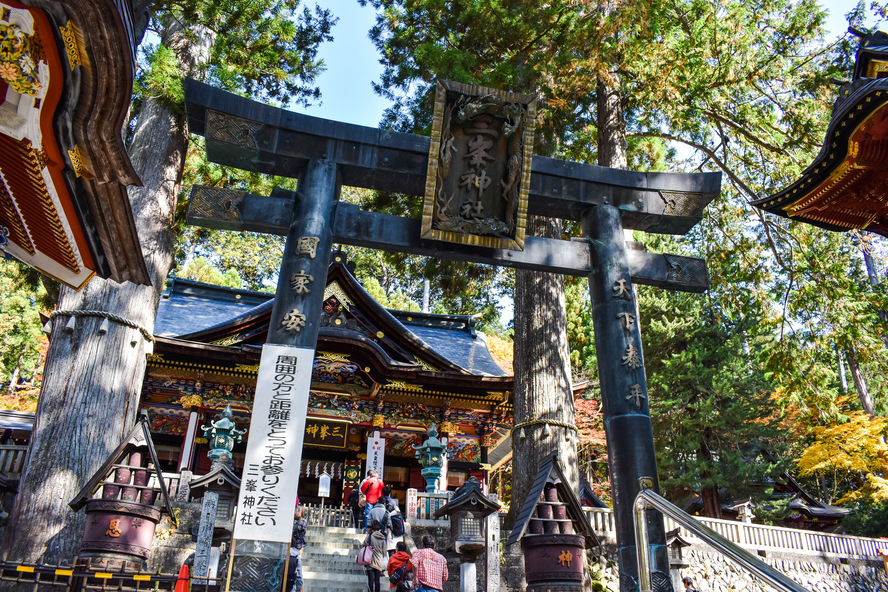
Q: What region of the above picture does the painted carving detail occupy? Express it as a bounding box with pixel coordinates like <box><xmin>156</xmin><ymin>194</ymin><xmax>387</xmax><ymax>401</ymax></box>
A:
<box><xmin>0</xmin><ymin>20</ymin><xmax>42</xmax><ymax>95</ymax></box>
<box><xmin>433</xmin><ymin>95</ymin><xmax>528</xmax><ymax>237</ymax></box>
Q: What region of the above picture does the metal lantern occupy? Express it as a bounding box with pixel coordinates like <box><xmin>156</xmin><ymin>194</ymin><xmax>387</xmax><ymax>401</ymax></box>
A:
<box><xmin>414</xmin><ymin>424</ymin><xmax>448</xmax><ymax>493</ymax></box>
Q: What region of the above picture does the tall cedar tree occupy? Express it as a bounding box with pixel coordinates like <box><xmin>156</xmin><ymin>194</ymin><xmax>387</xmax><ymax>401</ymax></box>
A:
<box><xmin>360</xmin><ymin>0</ymin><xmax>610</xmax><ymax>526</ymax></box>
<box><xmin>2</xmin><ymin>1</ymin><xmax>332</xmax><ymax>567</ymax></box>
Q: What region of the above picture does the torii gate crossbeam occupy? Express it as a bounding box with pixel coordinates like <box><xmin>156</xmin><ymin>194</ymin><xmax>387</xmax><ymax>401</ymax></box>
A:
<box><xmin>183</xmin><ymin>78</ymin><xmax>721</xmax><ymax>592</ymax></box>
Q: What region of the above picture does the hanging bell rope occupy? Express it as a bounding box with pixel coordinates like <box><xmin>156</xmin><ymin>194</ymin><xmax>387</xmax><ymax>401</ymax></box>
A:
<box><xmin>47</xmin><ymin>309</ymin><xmax>156</xmax><ymax>344</ymax></box>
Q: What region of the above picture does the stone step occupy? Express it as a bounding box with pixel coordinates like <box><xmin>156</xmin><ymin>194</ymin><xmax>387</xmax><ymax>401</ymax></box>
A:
<box><xmin>301</xmin><ymin>582</ymin><xmax>369</xmax><ymax>592</ymax></box>
<box><xmin>304</xmin><ymin>552</ymin><xmax>363</xmax><ymax>564</ymax></box>
<box><xmin>303</xmin><ymin>567</ymin><xmax>366</xmax><ymax>579</ymax></box>
<box><xmin>306</xmin><ymin>528</ymin><xmax>363</xmax><ymax>535</ymax></box>
<box><xmin>303</xmin><ymin>553</ymin><xmax>364</xmax><ymax>566</ymax></box>
<box><xmin>305</xmin><ymin>537</ymin><xmax>363</xmax><ymax>546</ymax></box>
<box><xmin>303</xmin><ymin>541</ymin><xmax>364</xmax><ymax>552</ymax></box>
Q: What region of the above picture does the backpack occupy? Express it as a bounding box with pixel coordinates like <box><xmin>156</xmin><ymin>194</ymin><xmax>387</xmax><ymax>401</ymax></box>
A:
<box><xmin>389</xmin><ymin>565</ymin><xmax>407</xmax><ymax>586</ymax></box>
<box><xmin>390</xmin><ymin>513</ymin><xmax>404</xmax><ymax>537</ymax></box>
<box><xmin>291</xmin><ymin>519</ymin><xmax>306</xmax><ymax>550</ymax></box>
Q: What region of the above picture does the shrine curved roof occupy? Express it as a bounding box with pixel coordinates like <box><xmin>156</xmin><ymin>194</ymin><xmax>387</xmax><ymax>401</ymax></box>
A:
<box><xmin>154</xmin><ymin>279</ymin><xmax>273</xmax><ymax>338</ymax></box>
<box><xmin>154</xmin><ymin>267</ymin><xmax>509</xmax><ymax>378</ymax></box>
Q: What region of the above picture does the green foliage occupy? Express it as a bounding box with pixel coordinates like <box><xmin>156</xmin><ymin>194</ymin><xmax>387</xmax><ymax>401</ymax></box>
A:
<box><xmin>134</xmin><ymin>43</ymin><xmax>184</xmax><ymax>105</ymax></box>
<box><xmin>643</xmin><ymin>285</ymin><xmax>791</xmax><ymax>506</ymax></box>
<box><xmin>138</xmin><ymin>1</ymin><xmax>335</xmax><ymax>107</ymax></box>
<box><xmin>179</xmin><ymin>257</ymin><xmax>242</xmax><ymax>289</ymax></box>
<box><xmin>0</xmin><ymin>259</ymin><xmax>48</xmax><ymax>393</ymax></box>
<box><xmin>842</xmin><ymin>499</ymin><xmax>888</xmax><ymax>537</ymax></box>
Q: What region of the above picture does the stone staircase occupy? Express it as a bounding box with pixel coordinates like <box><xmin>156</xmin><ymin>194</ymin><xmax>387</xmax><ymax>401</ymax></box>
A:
<box><xmin>302</xmin><ymin>525</ymin><xmax>369</xmax><ymax>592</ymax></box>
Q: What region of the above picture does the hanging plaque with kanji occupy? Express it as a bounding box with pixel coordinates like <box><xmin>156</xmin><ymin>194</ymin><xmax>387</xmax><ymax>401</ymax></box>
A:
<box><xmin>422</xmin><ymin>80</ymin><xmax>537</xmax><ymax>251</ymax></box>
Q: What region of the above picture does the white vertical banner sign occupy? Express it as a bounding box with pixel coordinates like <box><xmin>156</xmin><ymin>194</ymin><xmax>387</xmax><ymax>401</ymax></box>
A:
<box><xmin>438</xmin><ymin>437</ymin><xmax>449</xmax><ymax>493</ymax></box>
<box><xmin>366</xmin><ymin>434</ymin><xmax>385</xmax><ymax>478</ymax></box>
<box><xmin>233</xmin><ymin>344</ymin><xmax>313</xmax><ymax>543</ymax></box>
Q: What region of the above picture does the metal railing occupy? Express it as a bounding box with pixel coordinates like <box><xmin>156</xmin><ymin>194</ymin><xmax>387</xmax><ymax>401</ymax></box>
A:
<box><xmin>0</xmin><ymin>561</ymin><xmax>225</xmax><ymax>591</ymax></box>
<box><xmin>585</xmin><ymin>506</ymin><xmax>884</xmax><ymax>560</ymax></box>
<box><xmin>634</xmin><ymin>489</ymin><xmax>810</xmax><ymax>592</ymax></box>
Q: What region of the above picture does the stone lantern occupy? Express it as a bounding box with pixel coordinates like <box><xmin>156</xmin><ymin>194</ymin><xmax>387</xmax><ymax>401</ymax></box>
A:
<box><xmin>666</xmin><ymin>528</ymin><xmax>692</xmax><ymax>592</ymax></box>
<box><xmin>435</xmin><ymin>476</ymin><xmax>500</xmax><ymax>592</ymax></box>
<box><xmin>202</xmin><ymin>404</ymin><xmax>246</xmax><ymax>467</ymax></box>
<box><xmin>414</xmin><ymin>425</ymin><xmax>448</xmax><ymax>493</ymax></box>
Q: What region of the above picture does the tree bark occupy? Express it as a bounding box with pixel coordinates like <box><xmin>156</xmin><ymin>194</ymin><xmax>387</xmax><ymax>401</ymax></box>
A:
<box><xmin>511</xmin><ymin>215</ymin><xmax>579</xmax><ymax>514</ymax></box>
<box><xmin>597</xmin><ymin>79</ymin><xmax>628</xmax><ymax>169</ymax></box>
<box><xmin>2</xmin><ymin>20</ymin><xmax>213</xmax><ymax>568</ymax></box>
<box><xmin>846</xmin><ymin>348</ymin><xmax>875</xmax><ymax>418</ymax></box>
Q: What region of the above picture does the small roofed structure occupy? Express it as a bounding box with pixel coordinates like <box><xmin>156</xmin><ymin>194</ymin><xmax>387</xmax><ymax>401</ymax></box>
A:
<box><xmin>69</xmin><ymin>411</ymin><xmax>175</xmax><ymax>569</ymax></box>
<box><xmin>0</xmin><ymin>0</ymin><xmax>148</xmax><ymax>288</ymax></box>
<box><xmin>506</xmin><ymin>452</ymin><xmax>598</xmax><ymax>548</ymax></box>
<box><xmin>434</xmin><ymin>475</ymin><xmax>500</xmax><ymax>555</ymax></box>
<box><xmin>507</xmin><ymin>452</ymin><xmax>598</xmax><ymax>592</ymax></box>
<box><xmin>752</xmin><ymin>29</ymin><xmax>888</xmax><ymax>237</ymax></box>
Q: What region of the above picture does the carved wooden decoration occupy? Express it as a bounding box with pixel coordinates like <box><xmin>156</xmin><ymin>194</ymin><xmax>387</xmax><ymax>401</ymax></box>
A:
<box><xmin>422</xmin><ymin>80</ymin><xmax>536</xmax><ymax>250</ymax></box>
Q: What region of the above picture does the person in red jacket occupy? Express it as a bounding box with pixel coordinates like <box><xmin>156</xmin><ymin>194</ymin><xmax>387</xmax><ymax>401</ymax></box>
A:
<box><xmin>361</xmin><ymin>470</ymin><xmax>385</xmax><ymax>530</ymax></box>
<box><xmin>387</xmin><ymin>541</ymin><xmax>411</xmax><ymax>589</ymax></box>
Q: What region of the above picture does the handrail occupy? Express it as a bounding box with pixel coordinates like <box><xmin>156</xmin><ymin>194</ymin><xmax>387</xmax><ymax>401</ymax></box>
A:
<box><xmin>633</xmin><ymin>489</ymin><xmax>809</xmax><ymax>592</ymax></box>
<box><xmin>585</xmin><ymin>506</ymin><xmax>883</xmax><ymax>559</ymax></box>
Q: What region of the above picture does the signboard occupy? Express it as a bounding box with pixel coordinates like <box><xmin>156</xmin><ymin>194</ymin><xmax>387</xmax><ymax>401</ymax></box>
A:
<box><xmin>304</xmin><ymin>418</ymin><xmax>349</xmax><ymax>449</ymax></box>
<box><xmin>421</xmin><ymin>80</ymin><xmax>537</xmax><ymax>251</ymax></box>
<box><xmin>318</xmin><ymin>472</ymin><xmax>331</xmax><ymax>498</ymax></box>
<box><xmin>406</xmin><ymin>488</ymin><xmax>419</xmax><ymax>520</ymax></box>
<box><xmin>232</xmin><ymin>344</ymin><xmax>313</xmax><ymax>543</ymax></box>
<box><xmin>366</xmin><ymin>434</ymin><xmax>385</xmax><ymax>478</ymax></box>
<box><xmin>193</xmin><ymin>492</ymin><xmax>218</xmax><ymax>578</ymax></box>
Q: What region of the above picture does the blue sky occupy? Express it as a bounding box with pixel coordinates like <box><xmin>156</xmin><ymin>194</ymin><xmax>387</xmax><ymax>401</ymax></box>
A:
<box><xmin>300</xmin><ymin>0</ymin><xmax>876</xmax><ymax>128</ymax></box>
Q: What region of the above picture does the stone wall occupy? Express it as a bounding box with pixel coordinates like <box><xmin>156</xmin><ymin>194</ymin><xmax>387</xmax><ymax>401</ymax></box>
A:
<box><xmin>582</xmin><ymin>543</ymin><xmax>888</xmax><ymax>592</ymax></box>
<box><xmin>146</xmin><ymin>500</ymin><xmax>202</xmax><ymax>574</ymax></box>
<box><xmin>679</xmin><ymin>548</ymin><xmax>888</xmax><ymax>592</ymax></box>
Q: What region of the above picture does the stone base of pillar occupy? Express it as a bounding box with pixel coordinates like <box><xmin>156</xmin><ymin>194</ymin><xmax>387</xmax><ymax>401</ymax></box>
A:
<box><xmin>460</xmin><ymin>560</ymin><xmax>477</xmax><ymax>592</ymax></box>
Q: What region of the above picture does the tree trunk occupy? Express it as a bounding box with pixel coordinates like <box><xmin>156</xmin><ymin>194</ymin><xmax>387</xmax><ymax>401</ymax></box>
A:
<box><xmin>1</xmin><ymin>20</ymin><xmax>213</xmax><ymax>568</ymax></box>
<box><xmin>597</xmin><ymin>79</ymin><xmax>628</xmax><ymax>169</ymax></box>
<box><xmin>836</xmin><ymin>345</ymin><xmax>848</xmax><ymax>395</ymax></box>
<box><xmin>511</xmin><ymin>215</ymin><xmax>578</xmax><ymax>514</ymax></box>
<box><xmin>846</xmin><ymin>348</ymin><xmax>875</xmax><ymax>418</ymax></box>
<box><xmin>5</xmin><ymin>350</ymin><xmax>22</xmax><ymax>396</ymax></box>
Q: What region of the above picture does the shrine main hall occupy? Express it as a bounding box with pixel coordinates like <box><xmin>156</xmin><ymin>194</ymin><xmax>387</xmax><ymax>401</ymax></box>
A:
<box><xmin>141</xmin><ymin>254</ymin><xmax>514</xmax><ymax>507</ymax></box>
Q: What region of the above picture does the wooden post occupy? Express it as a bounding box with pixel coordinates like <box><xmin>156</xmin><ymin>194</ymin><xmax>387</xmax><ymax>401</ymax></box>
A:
<box><xmin>177</xmin><ymin>408</ymin><xmax>200</xmax><ymax>472</ymax></box>
<box><xmin>486</xmin><ymin>493</ymin><xmax>501</xmax><ymax>592</ymax></box>
<box><xmin>582</xmin><ymin>204</ymin><xmax>671</xmax><ymax>592</ymax></box>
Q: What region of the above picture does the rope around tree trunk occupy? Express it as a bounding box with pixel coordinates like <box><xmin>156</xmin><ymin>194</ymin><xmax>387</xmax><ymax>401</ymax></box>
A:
<box><xmin>49</xmin><ymin>309</ymin><xmax>155</xmax><ymax>342</ymax></box>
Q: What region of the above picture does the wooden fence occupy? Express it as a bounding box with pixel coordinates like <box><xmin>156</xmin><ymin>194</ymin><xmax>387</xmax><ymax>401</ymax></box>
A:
<box><xmin>0</xmin><ymin>444</ymin><xmax>27</xmax><ymax>477</ymax></box>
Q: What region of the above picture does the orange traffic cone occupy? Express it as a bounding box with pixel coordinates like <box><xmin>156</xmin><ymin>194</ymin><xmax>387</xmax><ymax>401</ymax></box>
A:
<box><xmin>174</xmin><ymin>564</ymin><xmax>189</xmax><ymax>592</ymax></box>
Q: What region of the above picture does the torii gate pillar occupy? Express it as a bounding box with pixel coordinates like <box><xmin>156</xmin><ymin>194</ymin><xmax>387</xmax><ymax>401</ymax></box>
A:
<box><xmin>227</xmin><ymin>158</ymin><xmax>337</xmax><ymax>592</ymax></box>
<box><xmin>583</xmin><ymin>205</ymin><xmax>671</xmax><ymax>591</ymax></box>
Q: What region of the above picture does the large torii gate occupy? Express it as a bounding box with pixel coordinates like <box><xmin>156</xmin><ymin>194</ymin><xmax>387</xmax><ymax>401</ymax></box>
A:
<box><xmin>183</xmin><ymin>78</ymin><xmax>720</xmax><ymax>592</ymax></box>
